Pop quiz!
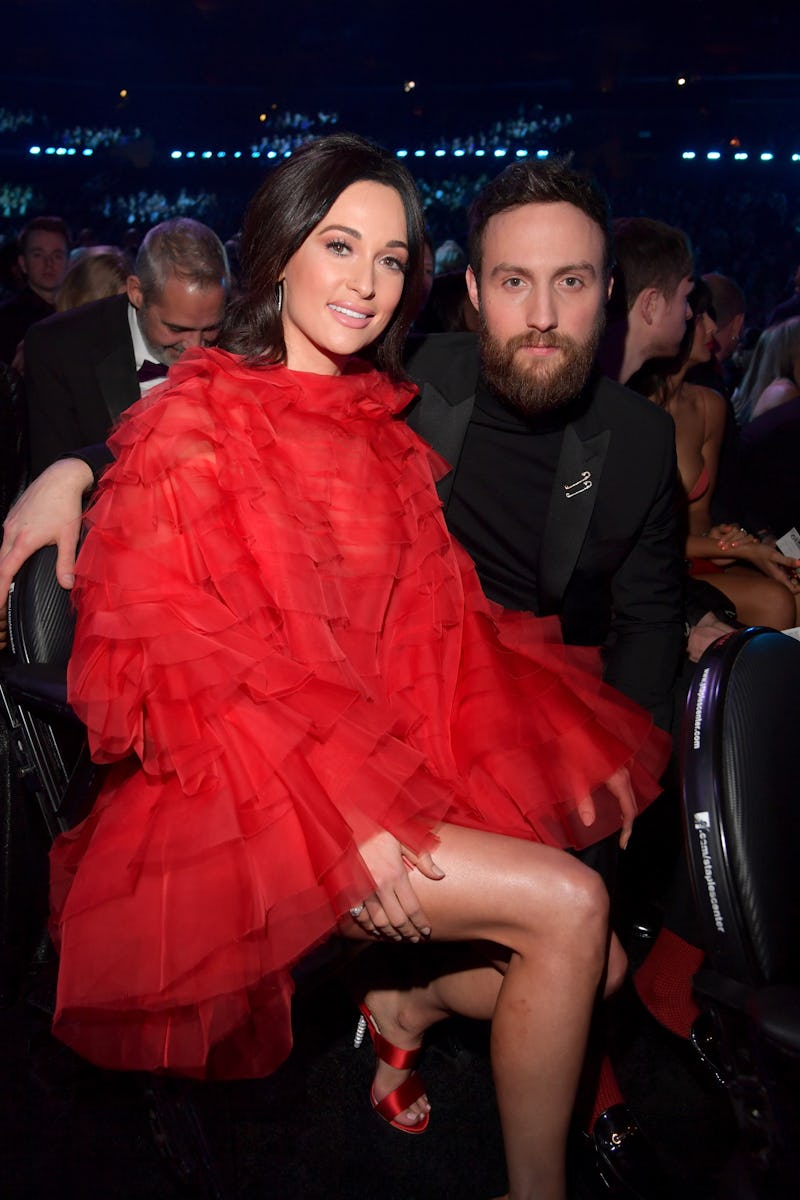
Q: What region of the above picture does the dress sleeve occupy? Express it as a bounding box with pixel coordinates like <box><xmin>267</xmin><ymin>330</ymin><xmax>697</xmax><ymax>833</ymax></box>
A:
<box><xmin>67</xmin><ymin>381</ymin><xmax>452</xmax><ymax>855</ymax></box>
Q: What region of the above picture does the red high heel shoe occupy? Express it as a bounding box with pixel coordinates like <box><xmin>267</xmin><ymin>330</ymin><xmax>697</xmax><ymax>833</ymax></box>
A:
<box><xmin>354</xmin><ymin>1003</ymin><xmax>430</xmax><ymax>1134</ymax></box>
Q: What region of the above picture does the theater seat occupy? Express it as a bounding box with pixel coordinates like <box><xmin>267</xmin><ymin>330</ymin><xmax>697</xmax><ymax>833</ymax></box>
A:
<box><xmin>681</xmin><ymin>626</ymin><xmax>800</xmax><ymax>1199</ymax></box>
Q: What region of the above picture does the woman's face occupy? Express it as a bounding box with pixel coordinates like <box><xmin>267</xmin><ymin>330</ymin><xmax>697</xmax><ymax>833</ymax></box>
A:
<box><xmin>689</xmin><ymin>309</ymin><xmax>717</xmax><ymax>366</ymax></box>
<box><xmin>280</xmin><ymin>180</ymin><xmax>409</xmax><ymax>374</ymax></box>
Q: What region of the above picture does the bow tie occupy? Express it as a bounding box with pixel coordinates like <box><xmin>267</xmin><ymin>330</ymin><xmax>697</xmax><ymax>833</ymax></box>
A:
<box><xmin>137</xmin><ymin>359</ymin><xmax>169</xmax><ymax>383</ymax></box>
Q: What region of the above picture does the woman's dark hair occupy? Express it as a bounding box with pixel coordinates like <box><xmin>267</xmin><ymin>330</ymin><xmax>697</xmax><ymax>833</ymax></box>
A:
<box><xmin>630</xmin><ymin>278</ymin><xmax>714</xmax><ymax>406</ymax></box>
<box><xmin>220</xmin><ymin>133</ymin><xmax>425</xmax><ymax>378</ymax></box>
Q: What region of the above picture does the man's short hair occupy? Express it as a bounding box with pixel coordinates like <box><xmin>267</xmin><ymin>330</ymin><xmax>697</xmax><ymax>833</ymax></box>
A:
<box><xmin>18</xmin><ymin>216</ymin><xmax>70</xmax><ymax>256</ymax></box>
<box><xmin>610</xmin><ymin>217</ymin><xmax>693</xmax><ymax>314</ymax></box>
<box><xmin>467</xmin><ymin>157</ymin><xmax>613</xmax><ymax>284</ymax></box>
<box><xmin>134</xmin><ymin>217</ymin><xmax>230</xmax><ymax>302</ymax></box>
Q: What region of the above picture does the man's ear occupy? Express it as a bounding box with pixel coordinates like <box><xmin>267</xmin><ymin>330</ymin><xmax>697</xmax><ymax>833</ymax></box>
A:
<box><xmin>126</xmin><ymin>275</ymin><xmax>143</xmax><ymax>310</ymax></box>
<box><xmin>731</xmin><ymin>311</ymin><xmax>745</xmax><ymax>341</ymax></box>
<box><xmin>17</xmin><ymin>254</ymin><xmax>28</xmax><ymax>280</ymax></box>
<box><xmin>638</xmin><ymin>287</ymin><xmax>661</xmax><ymax>327</ymax></box>
<box><xmin>466</xmin><ymin>266</ymin><xmax>480</xmax><ymax>313</ymax></box>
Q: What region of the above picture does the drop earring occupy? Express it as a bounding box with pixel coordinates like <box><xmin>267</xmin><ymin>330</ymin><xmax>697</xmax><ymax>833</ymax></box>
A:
<box><xmin>276</xmin><ymin>280</ymin><xmax>284</xmax><ymax>312</ymax></box>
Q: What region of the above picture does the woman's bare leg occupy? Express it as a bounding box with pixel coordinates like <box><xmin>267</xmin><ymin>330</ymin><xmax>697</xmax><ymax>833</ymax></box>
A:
<box><xmin>350</xmin><ymin>824</ymin><xmax>611</xmax><ymax>1200</ymax></box>
<box><xmin>712</xmin><ymin>566</ymin><xmax>796</xmax><ymax>628</ymax></box>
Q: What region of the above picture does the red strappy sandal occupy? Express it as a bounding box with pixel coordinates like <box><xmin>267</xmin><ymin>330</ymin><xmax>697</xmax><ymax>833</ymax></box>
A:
<box><xmin>354</xmin><ymin>1003</ymin><xmax>430</xmax><ymax>1134</ymax></box>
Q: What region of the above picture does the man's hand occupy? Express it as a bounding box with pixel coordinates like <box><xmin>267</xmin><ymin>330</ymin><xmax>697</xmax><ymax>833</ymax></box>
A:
<box><xmin>686</xmin><ymin>610</ymin><xmax>736</xmax><ymax>663</ymax></box>
<box><xmin>0</xmin><ymin>458</ymin><xmax>94</xmax><ymax>647</ymax></box>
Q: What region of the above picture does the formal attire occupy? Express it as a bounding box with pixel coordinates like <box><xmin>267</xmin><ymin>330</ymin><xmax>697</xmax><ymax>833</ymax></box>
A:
<box><xmin>51</xmin><ymin>349</ymin><xmax>669</xmax><ymax>1080</ymax></box>
<box><xmin>0</xmin><ymin>285</ymin><xmax>54</xmax><ymax>365</ymax></box>
<box><xmin>24</xmin><ymin>293</ymin><xmax>140</xmax><ymax>474</ymax></box>
<box><xmin>404</xmin><ymin>333</ymin><xmax>685</xmax><ymax>729</ymax></box>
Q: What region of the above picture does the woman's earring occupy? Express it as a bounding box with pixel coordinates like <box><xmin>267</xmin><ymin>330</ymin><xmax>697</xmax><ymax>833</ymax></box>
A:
<box><xmin>276</xmin><ymin>280</ymin><xmax>284</xmax><ymax>313</ymax></box>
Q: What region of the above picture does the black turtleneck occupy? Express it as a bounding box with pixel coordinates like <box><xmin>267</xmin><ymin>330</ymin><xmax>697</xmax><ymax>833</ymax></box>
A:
<box><xmin>444</xmin><ymin>376</ymin><xmax>575</xmax><ymax>613</ymax></box>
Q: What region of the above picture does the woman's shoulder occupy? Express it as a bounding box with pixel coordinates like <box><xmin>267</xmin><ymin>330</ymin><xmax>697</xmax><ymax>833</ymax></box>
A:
<box><xmin>751</xmin><ymin>376</ymin><xmax>800</xmax><ymax>421</ymax></box>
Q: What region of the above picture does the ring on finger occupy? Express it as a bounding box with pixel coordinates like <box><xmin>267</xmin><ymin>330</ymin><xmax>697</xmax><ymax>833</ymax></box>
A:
<box><xmin>349</xmin><ymin>903</ymin><xmax>366</xmax><ymax>918</ymax></box>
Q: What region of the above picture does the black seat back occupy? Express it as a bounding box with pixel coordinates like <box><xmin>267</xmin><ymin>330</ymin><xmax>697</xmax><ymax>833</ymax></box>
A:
<box><xmin>681</xmin><ymin>626</ymin><xmax>800</xmax><ymax>989</ymax></box>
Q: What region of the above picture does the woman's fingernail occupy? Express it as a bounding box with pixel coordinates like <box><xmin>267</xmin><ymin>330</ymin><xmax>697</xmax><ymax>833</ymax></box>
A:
<box><xmin>421</xmin><ymin>927</ymin><xmax>431</xmax><ymax>938</ymax></box>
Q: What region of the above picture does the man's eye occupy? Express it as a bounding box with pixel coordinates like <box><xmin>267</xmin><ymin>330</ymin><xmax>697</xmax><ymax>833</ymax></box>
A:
<box><xmin>503</xmin><ymin>277</ymin><xmax>524</xmax><ymax>289</ymax></box>
<box><xmin>562</xmin><ymin>277</ymin><xmax>583</xmax><ymax>289</ymax></box>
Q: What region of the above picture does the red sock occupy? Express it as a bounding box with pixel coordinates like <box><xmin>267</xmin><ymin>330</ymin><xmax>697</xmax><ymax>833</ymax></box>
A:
<box><xmin>634</xmin><ymin>927</ymin><xmax>704</xmax><ymax>1039</ymax></box>
<box><xmin>587</xmin><ymin>1055</ymin><xmax>624</xmax><ymax>1130</ymax></box>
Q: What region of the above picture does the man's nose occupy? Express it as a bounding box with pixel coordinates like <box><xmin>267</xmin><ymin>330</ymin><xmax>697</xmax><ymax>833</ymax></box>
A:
<box><xmin>182</xmin><ymin>330</ymin><xmax>204</xmax><ymax>348</ymax></box>
<box><xmin>524</xmin><ymin>287</ymin><xmax>558</xmax><ymax>331</ymax></box>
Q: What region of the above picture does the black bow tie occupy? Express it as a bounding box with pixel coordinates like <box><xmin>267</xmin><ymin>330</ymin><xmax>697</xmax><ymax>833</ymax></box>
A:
<box><xmin>137</xmin><ymin>359</ymin><xmax>169</xmax><ymax>383</ymax></box>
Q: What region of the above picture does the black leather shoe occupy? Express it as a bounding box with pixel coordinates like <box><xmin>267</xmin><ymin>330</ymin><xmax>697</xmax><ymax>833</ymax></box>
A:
<box><xmin>590</xmin><ymin>1104</ymin><xmax>672</xmax><ymax>1199</ymax></box>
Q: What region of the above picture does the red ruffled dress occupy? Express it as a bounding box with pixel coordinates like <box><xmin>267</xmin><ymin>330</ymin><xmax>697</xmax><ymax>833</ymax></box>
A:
<box><xmin>51</xmin><ymin>348</ymin><xmax>669</xmax><ymax>1080</ymax></box>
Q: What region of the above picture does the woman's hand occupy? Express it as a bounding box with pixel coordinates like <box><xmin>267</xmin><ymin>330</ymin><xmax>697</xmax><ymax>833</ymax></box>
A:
<box><xmin>349</xmin><ymin>830</ymin><xmax>445</xmax><ymax>941</ymax></box>
<box><xmin>577</xmin><ymin>765</ymin><xmax>637</xmax><ymax>849</ymax></box>
<box><xmin>722</xmin><ymin>539</ymin><xmax>800</xmax><ymax>591</ymax></box>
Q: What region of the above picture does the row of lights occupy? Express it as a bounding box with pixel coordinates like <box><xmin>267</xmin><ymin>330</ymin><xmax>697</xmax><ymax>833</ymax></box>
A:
<box><xmin>28</xmin><ymin>146</ymin><xmax>94</xmax><ymax>157</ymax></box>
<box><xmin>26</xmin><ymin>145</ymin><xmax>800</xmax><ymax>165</ymax></box>
<box><xmin>681</xmin><ymin>150</ymin><xmax>800</xmax><ymax>162</ymax></box>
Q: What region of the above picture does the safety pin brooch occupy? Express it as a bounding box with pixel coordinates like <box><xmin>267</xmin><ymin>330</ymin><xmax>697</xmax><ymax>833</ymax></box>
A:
<box><xmin>564</xmin><ymin>470</ymin><xmax>592</xmax><ymax>499</ymax></box>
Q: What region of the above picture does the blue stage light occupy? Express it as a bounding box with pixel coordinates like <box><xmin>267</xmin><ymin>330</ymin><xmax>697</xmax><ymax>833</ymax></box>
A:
<box><xmin>67</xmin><ymin>148</ymin><xmax>76</xmax><ymax>155</ymax></box>
<box><xmin>217</xmin><ymin>151</ymin><xmax>226</xmax><ymax>158</ymax></box>
<box><xmin>760</xmin><ymin>152</ymin><xmax>774</xmax><ymax>161</ymax></box>
<box><xmin>234</xmin><ymin>151</ymin><xmax>242</xmax><ymax>158</ymax></box>
<box><xmin>515</xmin><ymin>149</ymin><xmax>528</xmax><ymax>158</ymax></box>
<box><xmin>453</xmin><ymin>149</ymin><xmax>465</xmax><ymax>157</ymax></box>
<box><xmin>707</xmin><ymin>151</ymin><xmax>721</xmax><ymax>160</ymax></box>
<box><xmin>536</xmin><ymin>150</ymin><xmax>549</xmax><ymax>159</ymax></box>
<box><xmin>734</xmin><ymin>152</ymin><xmax>748</xmax><ymax>161</ymax></box>
<box><xmin>186</xmin><ymin>151</ymin><xmax>196</xmax><ymax>158</ymax></box>
<box><xmin>283</xmin><ymin>150</ymin><xmax>292</xmax><ymax>157</ymax></box>
<box><xmin>434</xmin><ymin>149</ymin><xmax>445</xmax><ymax>157</ymax></box>
<box><xmin>171</xmin><ymin>150</ymin><xmax>182</xmax><ymax>159</ymax></box>
<box><xmin>414</xmin><ymin>149</ymin><xmax>426</xmax><ymax>157</ymax></box>
<box><xmin>474</xmin><ymin>149</ymin><xmax>486</xmax><ymax>157</ymax></box>
<box><xmin>396</xmin><ymin>149</ymin><xmax>408</xmax><ymax>158</ymax></box>
<box><xmin>202</xmin><ymin>150</ymin><xmax>212</xmax><ymax>159</ymax></box>
<box><xmin>494</xmin><ymin>148</ymin><xmax>507</xmax><ymax>157</ymax></box>
<box><xmin>82</xmin><ymin>148</ymin><xmax>93</xmax><ymax>156</ymax></box>
<box><xmin>793</xmin><ymin>154</ymin><xmax>800</xmax><ymax>162</ymax></box>
<box><xmin>29</xmin><ymin>146</ymin><xmax>41</xmax><ymax>155</ymax></box>
<box><xmin>266</xmin><ymin>150</ymin><xmax>276</xmax><ymax>158</ymax></box>
<box><xmin>251</xmin><ymin>151</ymin><xmax>261</xmax><ymax>158</ymax></box>
<box><xmin>56</xmin><ymin>147</ymin><xmax>67</xmax><ymax>156</ymax></box>
<box><xmin>681</xmin><ymin>151</ymin><xmax>696</xmax><ymax>160</ymax></box>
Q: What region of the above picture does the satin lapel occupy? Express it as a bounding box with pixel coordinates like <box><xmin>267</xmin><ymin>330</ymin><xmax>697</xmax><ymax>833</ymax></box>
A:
<box><xmin>96</xmin><ymin>343</ymin><xmax>138</xmax><ymax>425</ymax></box>
<box><xmin>410</xmin><ymin>382</ymin><xmax>475</xmax><ymax>508</ymax></box>
<box><xmin>537</xmin><ymin>423</ymin><xmax>610</xmax><ymax>613</ymax></box>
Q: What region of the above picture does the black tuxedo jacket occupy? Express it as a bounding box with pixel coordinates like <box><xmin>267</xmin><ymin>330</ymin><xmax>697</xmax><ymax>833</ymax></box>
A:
<box><xmin>25</xmin><ymin>293</ymin><xmax>139</xmax><ymax>474</ymax></box>
<box><xmin>404</xmin><ymin>333</ymin><xmax>684</xmax><ymax>726</ymax></box>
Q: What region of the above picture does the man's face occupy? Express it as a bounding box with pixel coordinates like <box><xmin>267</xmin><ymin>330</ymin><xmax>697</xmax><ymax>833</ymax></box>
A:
<box><xmin>650</xmin><ymin>275</ymin><xmax>693</xmax><ymax>359</ymax></box>
<box><xmin>19</xmin><ymin>231</ymin><xmax>69</xmax><ymax>302</ymax></box>
<box><xmin>466</xmin><ymin>201</ymin><xmax>609</xmax><ymax>415</ymax></box>
<box><xmin>127</xmin><ymin>274</ymin><xmax>226</xmax><ymax>366</ymax></box>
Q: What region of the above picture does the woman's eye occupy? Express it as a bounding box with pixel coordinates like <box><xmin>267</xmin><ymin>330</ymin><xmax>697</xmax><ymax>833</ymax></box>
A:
<box><xmin>382</xmin><ymin>255</ymin><xmax>407</xmax><ymax>273</ymax></box>
<box><xmin>326</xmin><ymin>239</ymin><xmax>350</xmax><ymax>255</ymax></box>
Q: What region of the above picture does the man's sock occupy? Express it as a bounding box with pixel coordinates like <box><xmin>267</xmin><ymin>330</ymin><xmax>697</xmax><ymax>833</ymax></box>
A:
<box><xmin>633</xmin><ymin>927</ymin><xmax>704</xmax><ymax>1039</ymax></box>
<box><xmin>587</xmin><ymin>1055</ymin><xmax>625</xmax><ymax>1129</ymax></box>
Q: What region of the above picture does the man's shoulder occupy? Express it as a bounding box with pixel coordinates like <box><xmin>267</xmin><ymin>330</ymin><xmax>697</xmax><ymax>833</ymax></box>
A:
<box><xmin>404</xmin><ymin>332</ymin><xmax>480</xmax><ymax>402</ymax></box>
<box><xmin>24</xmin><ymin>292</ymin><xmax>129</xmax><ymax>351</ymax></box>
<box><xmin>589</xmin><ymin>374</ymin><xmax>675</xmax><ymax>439</ymax></box>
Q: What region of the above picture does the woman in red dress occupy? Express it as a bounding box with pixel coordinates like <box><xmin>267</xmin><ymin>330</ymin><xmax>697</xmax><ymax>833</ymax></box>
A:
<box><xmin>51</xmin><ymin>134</ymin><xmax>668</xmax><ymax>1200</ymax></box>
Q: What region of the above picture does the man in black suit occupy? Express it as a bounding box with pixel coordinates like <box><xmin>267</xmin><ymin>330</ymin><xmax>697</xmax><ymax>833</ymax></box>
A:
<box><xmin>0</xmin><ymin>216</ymin><xmax>70</xmax><ymax>365</ymax></box>
<box><xmin>24</xmin><ymin>217</ymin><xmax>230</xmax><ymax>474</ymax></box>
<box><xmin>406</xmin><ymin>163</ymin><xmax>684</xmax><ymax>730</ymax></box>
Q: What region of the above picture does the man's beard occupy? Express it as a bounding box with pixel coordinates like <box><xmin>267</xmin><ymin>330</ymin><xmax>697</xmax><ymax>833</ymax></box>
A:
<box><xmin>480</xmin><ymin>311</ymin><xmax>605</xmax><ymax>417</ymax></box>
